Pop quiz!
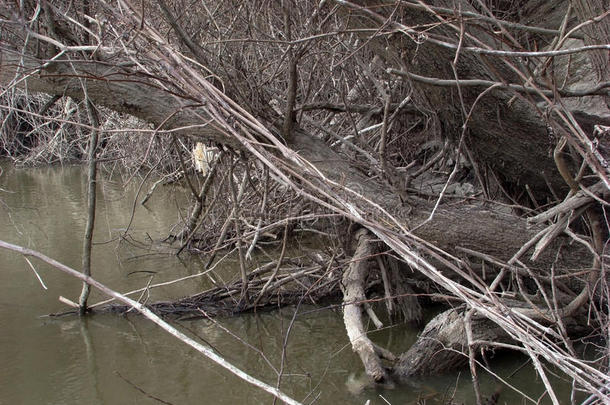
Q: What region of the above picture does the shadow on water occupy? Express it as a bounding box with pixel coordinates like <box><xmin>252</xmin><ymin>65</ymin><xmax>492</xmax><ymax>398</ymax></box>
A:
<box><xmin>0</xmin><ymin>162</ymin><xmax>583</xmax><ymax>404</ymax></box>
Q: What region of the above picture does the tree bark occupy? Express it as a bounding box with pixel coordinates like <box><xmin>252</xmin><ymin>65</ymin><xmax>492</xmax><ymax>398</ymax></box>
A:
<box><xmin>335</xmin><ymin>0</ymin><xmax>589</xmax><ymax>197</ymax></box>
<box><xmin>571</xmin><ymin>0</ymin><xmax>610</xmax><ymax>82</ymax></box>
<box><xmin>342</xmin><ymin>228</ymin><xmax>391</xmax><ymax>382</ymax></box>
<box><xmin>392</xmin><ymin>302</ymin><xmax>588</xmax><ymax>379</ymax></box>
<box><xmin>0</xmin><ymin>52</ymin><xmax>240</xmax><ymax>148</ymax></box>
<box><xmin>392</xmin><ymin>307</ymin><xmax>502</xmax><ymax>378</ymax></box>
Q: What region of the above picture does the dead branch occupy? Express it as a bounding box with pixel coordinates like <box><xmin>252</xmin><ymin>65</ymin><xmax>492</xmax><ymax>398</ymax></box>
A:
<box><xmin>388</xmin><ymin>68</ymin><xmax>610</xmax><ymax>97</ymax></box>
<box><xmin>342</xmin><ymin>228</ymin><xmax>390</xmax><ymax>382</ymax></box>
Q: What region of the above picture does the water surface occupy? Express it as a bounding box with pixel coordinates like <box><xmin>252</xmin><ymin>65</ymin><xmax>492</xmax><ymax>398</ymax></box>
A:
<box><xmin>0</xmin><ymin>162</ymin><xmax>575</xmax><ymax>404</ymax></box>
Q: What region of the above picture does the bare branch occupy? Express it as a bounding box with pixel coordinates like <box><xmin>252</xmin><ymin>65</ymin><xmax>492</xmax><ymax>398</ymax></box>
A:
<box><xmin>0</xmin><ymin>240</ymin><xmax>303</xmax><ymax>405</ymax></box>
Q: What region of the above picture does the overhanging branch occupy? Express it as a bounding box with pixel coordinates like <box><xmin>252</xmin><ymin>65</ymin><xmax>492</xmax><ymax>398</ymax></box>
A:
<box><xmin>388</xmin><ymin>68</ymin><xmax>610</xmax><ymax>97</ymax></box>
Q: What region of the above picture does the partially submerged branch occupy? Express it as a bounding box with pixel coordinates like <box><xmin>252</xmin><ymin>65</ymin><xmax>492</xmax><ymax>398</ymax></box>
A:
<box><xmin>0</xmin><ymin>240</ymin><xmax>303</xmax><ymax>405</ymax></box>
<box><xmin>2</xmin><ymin>0</ymin><xmax>609</xmax><ymax>401</ymax></box>
<box><xmin>342</xmin><ymin>228</ymin><xmax>391</xmax><ymax>382</ymax></box>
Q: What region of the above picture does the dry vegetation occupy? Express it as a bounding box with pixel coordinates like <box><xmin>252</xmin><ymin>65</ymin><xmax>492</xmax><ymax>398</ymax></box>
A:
<box><xmin>1</xmin><ymin>0</ymin><xmax>609</xmax><ymax>403</ymax></box>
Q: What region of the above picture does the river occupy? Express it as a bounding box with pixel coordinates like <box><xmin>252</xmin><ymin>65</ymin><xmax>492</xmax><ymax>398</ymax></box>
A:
<box><xmin>0</xmin><ymin>162</ymin><xmax>577</xmax><ymax>404</ymax></box>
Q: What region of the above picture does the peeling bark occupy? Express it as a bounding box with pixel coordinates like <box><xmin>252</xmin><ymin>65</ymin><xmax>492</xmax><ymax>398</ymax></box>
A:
<box><xmin>342</xmin><ymin>228</ymin><xmax>390</xmax><ymax>382</ymax></box>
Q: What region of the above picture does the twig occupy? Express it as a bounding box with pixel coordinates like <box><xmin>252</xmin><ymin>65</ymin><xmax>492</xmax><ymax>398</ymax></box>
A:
<box><xmin>227</xmin><ymin>162</ymin><xmax>250</xmax><ymax>305</ymax></box>
<box><xmin>140</xmin><ymin>170</ymin><xmax>180</xmax><ymax>206</ymax></box>
<box><xmin>465</xmin><ymin>309</ymin><xmax>483</xmax><ymax>405</ymax></box>
<box><xmin>254</xmin><ymin>223</ymin><xmax>289</xmax><ymax>307</ymax></box>
<box><xmin>376</xmin><ymin>255</ymin><xmax>393</xmax><ymax>315</ymax></box>
<box><xmin>204</xmin><ymin>169</ymin><xmax>248</xmax><ymax>269</ymax></box>
<box><xmin>177</xmin><ymin>164</ymin><xmax>227</xmax><ymax>254</ymax></box>
<box><xmin>115</xmin><ymin>371</ymin><xmax>175</xmax><ymax>405</ymax></box>
<box><xmin>379</xmin><ymin>84</ymin><xmax>391</xmax><ymax>178</ymax></box>
<box><xmin>196</xmin><ymin>309</ymin><xmax>278</xmax><ymax>375</ymax></box>
<box><xmin>523</xmin><ymin>347</ymin><xmax>561</xmax><ymax>405</ymax></box>
<box><xmin>23</xmin><ymin>256</ymin><xmax>48</xmax><ymax>289</ymax></box>
<box><xmin>336</xmin><ymin>0</ymin><xmax>607</xmax><ymax>57</ymax></box>
<box><xmin>395</xmin><ymin>0</ymin><xmax>585</xmax><ymax>39</ymax></box>
<box><xmin>299</xmin><ymin>101</ymin><xmax>412</xmax><ymax>114</ymax></box>
<box><xmin>528</xmin><ymin>182</ymin><xmax>607</xmax><ymax>225</ymax></box>
<box><xmin>246</xmin><ymin>167</ymin><xmax>269</xmax><ymax>261</ymax></box>
<box><xmin>364</xmin><ymin>303</ymin><xmax>384</xmax><ymax>329</ymax></box>
<box><xmin>173</xmin><ymin>135</ymin><xmax>199</xmax><ymax>198</ymax></box>
<box><xmin>282</xmin><ymin>47</ymin><xmax>300</xmax><ymax>143</ymax></box>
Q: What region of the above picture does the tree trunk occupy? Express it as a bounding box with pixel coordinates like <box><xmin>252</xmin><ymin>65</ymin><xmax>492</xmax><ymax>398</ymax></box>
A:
<box><xmin>392</xmin><ymin>307</ymin><xmax>505</xmax><ymax>378</ymax></box>
<box><xmin>571</xmin><ymin>0</ymin><xmax>610</xmax><ymax>82</ymax></box>
<box><xmin>335</xmin><ymin>0</ymin><xmax>607</xmax><ymax>198</ymax></box>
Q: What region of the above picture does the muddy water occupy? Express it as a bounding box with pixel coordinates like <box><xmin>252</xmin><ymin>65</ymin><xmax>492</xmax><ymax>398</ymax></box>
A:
<box><xmin>0</xmin><ymin>162</ymin><xmax>575</xmax><ymax>404</ymax></box>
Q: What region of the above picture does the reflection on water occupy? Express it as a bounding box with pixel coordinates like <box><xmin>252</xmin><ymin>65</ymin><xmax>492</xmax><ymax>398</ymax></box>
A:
<box><xmin>0</xmin><ymin>162</ymin><xmax>575</xmax><ymax>404</ymax></box>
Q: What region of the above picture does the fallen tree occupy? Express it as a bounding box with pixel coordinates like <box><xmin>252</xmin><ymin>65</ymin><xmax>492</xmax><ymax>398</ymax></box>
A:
<box><xmin>1</xmin><ymin>0</ymin><xmax>609</xmax><ymax>403</ymax></box>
